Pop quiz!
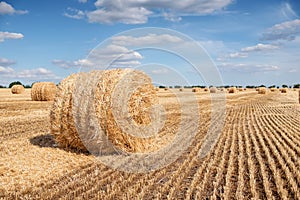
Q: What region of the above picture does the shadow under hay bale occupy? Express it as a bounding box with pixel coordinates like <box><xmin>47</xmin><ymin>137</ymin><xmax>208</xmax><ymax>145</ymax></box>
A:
<box><xmin>30</xmin><ymin>134</ymin><xmax>90</xmax><ymax>154</ymax></box>
<box><xmin>29</xmin><ymin>134</ymin><xmax>57</xmax><ymax>148</ymax></box>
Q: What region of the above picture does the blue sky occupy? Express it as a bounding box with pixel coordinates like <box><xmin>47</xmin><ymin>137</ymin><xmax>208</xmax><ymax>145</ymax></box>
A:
<box><xmin>0</xmin><ymin>0</ymin><xmax>299</xmax><ymax>86</ymax></box>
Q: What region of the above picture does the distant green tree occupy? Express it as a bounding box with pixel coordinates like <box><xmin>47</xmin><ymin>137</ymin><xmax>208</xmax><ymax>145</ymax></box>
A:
<box><xmin>293</xmin><ymin>84</ymin><xmax>300</xmax><ymax>88</ymax></box>
<box><xmin>24</xmin><ymin>85</ymin><xmax>31</xmax><ymax>88</ymax></box>
<box><xmin>258</xmin><ymin>84</ymin><xmax>266</xmax><ymax>88</ymax></box>
<box><xmin>8</xmin><ymin>81</ymin><xmax>23</xmax><ymax>88</ymax></box>
<box><xmin>282</xmin><ymin>84</ymin><xmax>288</xmax><ymax>88</ymax></box>
<box><xmin>0</xmin><ymin>85</ymin><xmax>6</xmax><ymax>88</ymax></box>
<box><xmin>268</xmin><ymin>85</ymin><xmax>276</xmax><ymax>88</ymax></box>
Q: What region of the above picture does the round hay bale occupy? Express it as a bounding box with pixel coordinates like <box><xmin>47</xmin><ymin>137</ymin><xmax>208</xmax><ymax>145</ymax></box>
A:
<box><xmin>192</xmin><ymin>88</ymin><xmax>200</xmax><ymax>92</ymax></box>
<box><xmin>204</xmin><ymin>88</ymin><xmax>209</xmax><ymax>92</ymax></box>
<box><xmin>11</xmin><ymin>85</ymin><xmax>25</xmax><ymax>94</ymax></box>
<box><xmin>50</xmin><ymin>69</ymin><xmax>167</xmax><ymax>153</ymax></box>
<box><xmin>31</xmin><ymin>82</ymin><xmax>57</xmax><ymax>101</ymax></box>
<box><xmin>270</xmin><ymin>88</ymin><xmax>276</xmax><ymax>92</ymax></box>
<box><xmin>209</xmin><ymin>87</ymin><xmax>217</xmax><ymax>93</ymax></box>
<box><xmin>164</xmin><ymin>88</ymin><xmax>168</xmax><ymax>91</ymax></box>
<box><xmin>228</xmin><ymin>87</ymin><xmax>237</xmax><ymax>93</ymax></box>
<box><xmin>179</xmin><ymin>88</ymin><xmax>183</xmax><ymax>92</ymax></box>
<box><xmin>281</xmin><ymin>88</ymin><xmax>288</xmax><ymax>93</ymax></box>
<box><xmin>258</xmin><ymin>87</ymin><xmax>267</xmax><ymax>94</ymax></box>
<box><xmin>238</xmin><ymin>88</ymin><xmax>244</xmax><ymax>92</ymax></box>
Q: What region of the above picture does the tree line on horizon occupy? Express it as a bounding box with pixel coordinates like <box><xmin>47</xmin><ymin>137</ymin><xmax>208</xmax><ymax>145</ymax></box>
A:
<box><xmin>0</xmin><ymin>81</ymin><xmax>299</xmax><ymax>89</ymax></box>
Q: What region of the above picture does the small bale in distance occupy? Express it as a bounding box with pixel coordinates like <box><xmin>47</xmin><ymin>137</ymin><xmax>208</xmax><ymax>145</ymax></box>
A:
<box><xmin>281</xmin><ymin>88</ymin><xmax>288</xmax><ymax>93</ymax></box>
<box><xmin>204</xmin><ymin>88</ymin><xmax>209</xmax><ymax>92</ymax></box>
<box><xmin>270</xmin><ymin>88</ymin><xmax>276</xmax><ymax>92</ymax></box>
<box><xmin>209</xmin><ymin>87</ymin><xmax>217</xmax><ymax>93</ymax></box>
<box><xmin>192</xmin><ymin>88</ymin><xmax>200</xmax><ymax>92</ymax></box>
<box><xmin>228</xmin><ymin>87</ymin><xmax>237</xmax><ymax>93</ymax></box>
<box><xmin>11</xmin><ymin>85</ymin><xmax>25</xmax><ymax>94</ymax></box>
<box><xmin>258</xmin><ymin>87</ymin><xmax>267</xmax><ymax>94</ymax></box>
<box><xmin>31</xmin><ymin>82</ymin><xmax>57</xmax><ymax>101</ymax></box>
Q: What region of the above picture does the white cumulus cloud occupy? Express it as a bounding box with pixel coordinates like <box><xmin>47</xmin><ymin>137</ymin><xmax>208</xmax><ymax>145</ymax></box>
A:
<box><xmin>0</xmin><ymin>57</ymin><xmax>15</xmax><ymax>66</ymax></box>
<box><xmin>111</xmin><ymin>34</ymin><xmax>183</xmax><ymax>46</ymax></box>
<box><xmin>219</xmin><ymin>63</ymin><xmax>280</xmax><ymax>73</ymax></box>
<box><xmin>0</xmin><ymin>31</ymin><xmax>24</xmax><ymax>42</ymax></box>
<box><xmin>64</xmin><ymin>8</ymin><xmax>85</xmax><ymax>19</ymax></box>
<box><xmin>85</xmin><ymin>0</ymin><xmax>233</xmax><ymax>24</ymax></box>
<box><xmin>0</xmin><ymin>66</ymin><xmax>14</xmax><ymax>74</ymax></box>
<box><xmin>0</xmin><ymin>1</ymin><xmax>28</xmax><ymax>15</ymax></box>
<box><xmin>262</xmin><ymin>19</ymin><xmax>300</xmax><ymax>41</ymax></box>
<box><xmin>241</xmin><ymin>43</ymin><xmax>279</xmax><ymax>52</ymax></box>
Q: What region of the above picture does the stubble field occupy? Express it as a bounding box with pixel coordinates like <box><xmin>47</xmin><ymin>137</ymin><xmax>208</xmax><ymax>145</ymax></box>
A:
<box><xmin>0</xmin><ymin>88</ymin><xmax>299</xmax><ymax>199</ymax></box>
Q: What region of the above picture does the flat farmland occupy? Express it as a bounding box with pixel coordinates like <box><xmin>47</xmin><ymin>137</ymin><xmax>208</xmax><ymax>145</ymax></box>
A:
<box><xmin>0</xmin><ymin>88</ymin><xmax>299</xmax><ymax>199</ymax></box>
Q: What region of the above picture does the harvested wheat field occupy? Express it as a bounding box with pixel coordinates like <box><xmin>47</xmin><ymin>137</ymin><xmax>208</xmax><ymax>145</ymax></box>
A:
<box><xmin>0</xmin><ymin>88</ymin><xmax>299</xmax><ymax>199</ymax></box>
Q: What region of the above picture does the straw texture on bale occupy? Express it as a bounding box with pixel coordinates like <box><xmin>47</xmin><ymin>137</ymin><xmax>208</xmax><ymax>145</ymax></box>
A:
<box><xmin>50</xmin><ymin>69</ymin><xmax>166</xmax><ymax>153</ymax></box>
<box><xmin>31</xmin><ymin>82</ymin><xmax>57</xmax><ymax>101</ymax></box>
<box><xmin>209</xmin><ymin>87</ymin><xmax>217</xmax><ymax>93</ymax></box>
<box><xmin>192</xmin><ymin>88</ymin><xmax>200</xmax><ymax>92</ymax></box>
<box><xmin>258</xmin><ymin>87</ymin><xmax>267</xmax><ymax>94</ymax></box>
<box><xmin>11</xmin><ymin>85</ymin><xmax>25</xmax><ymax>94</ymax></box>
<box><xmin>228</xmin><ymin>87</ymin><xmax>237</xmax><ymax>93</ymax></box>
<box><xmin>281</xmin><ymin>88</ymin><xmax>288</xmax><ymax>93</ymax></box>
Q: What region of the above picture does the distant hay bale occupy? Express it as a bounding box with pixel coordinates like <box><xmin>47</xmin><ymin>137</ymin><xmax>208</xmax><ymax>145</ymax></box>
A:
<box><xmin>299</xmin><ymin>90</ymin><xmax>300</xmax><ymax>103</ymax></box>
<box><xmin>164</xmin><ymin>88</ymin><xmax>168</xmax><ymax>91</ymax></box>
<box><xmin>155</xmin><ymin>87</ymin><xmax>159</xmax><ymax>91</ymax></box>
<box><xmin>209</xmin><ymin>87</ymin><xmax>217</xmax><ymax>93</ymax></box>
<box><xmin>179</xmin><ymin>88</ymin><xmax>183</xmax><ymax>92</ymax></box>
<box><xmin>11</xmin><ymin>85</ymin><xmax>25</xmax><ymax>94</ymax></box>
<box><xmin>51</xmin><ymin>69</ymin><xmax>164</xmax><ymax>153</ymax></box>
<box><xmin>270</xmin><ymin>88</ymin><xmax>276</xmax><ymax>92</ymax></box>
<box><xmin>238</xmin><ymin>88</ymin><xmax>244</xmax><ymax>92</ymax></box>
<box><xmin>31</xmin><ymin>82</ymin><xmax>57</xmax><ymax>101</ymax></box>
<box><xmin>258</xmin><ymin>87</ymin><xmax>267</xmax><ymax>94</ymax></box>
<box><xmin>255</xmin><ymin>88</ymin><xmax>259</xmax><ymax>91</ymax></box>
<box><xmin>228</xmin><ymin>87</ymin><xmax>237</xmax><ymax>93</ymax></box>
<box><xmin>281</xmin><ymin>88</ymin><xmax>288</xmax><ymax>93</ymax></box>
<box><xmin>192</xmin><ymin>88</ymin><xmax>200</xmax><ymax>92</ymax></box>
<box><xmin>204</xmin><ymin>88</ymin><xmax>209</xmax><ymax>92</ymax></box>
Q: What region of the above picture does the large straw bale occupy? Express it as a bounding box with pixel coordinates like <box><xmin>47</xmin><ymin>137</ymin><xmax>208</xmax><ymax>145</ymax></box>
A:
<box><xmin>50</xmin><ymin>69</ymin><xmax>166</xmax><ymax>153</ymax></box>
<box><xmin>31</xmin><ymin>82</ymin><xmax>57</xmax><ymax>101</ymax></box>
<box><xmin>11</xmin><ymin>85</ymin><xmax>25</xmax><ymax>94</ymax></box>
